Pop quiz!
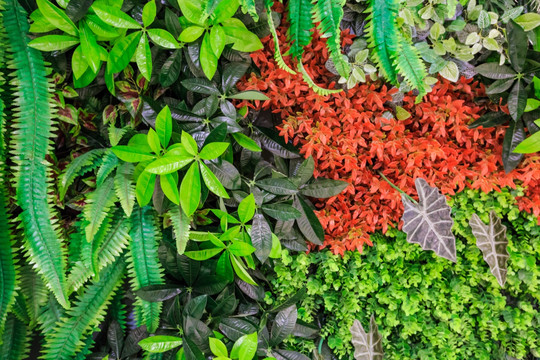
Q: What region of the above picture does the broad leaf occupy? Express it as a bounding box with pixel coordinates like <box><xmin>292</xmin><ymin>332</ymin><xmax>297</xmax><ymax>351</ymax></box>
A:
<box><xmin>136</xmin><ymin>285</ymin><xmax>183</xmax><ymax>302</ymax></box>
<box><xmin>468</xmin><ymin>112</ymin><xmax>510</xmax><ymax>129</ymax></box>
<box><xmin>180</xmin><ymin>162</ymin><xmax>201</xmax><ymax>216</ymax></box>
<box><xmin>271</xmin><ymin>305</ymin><xmax>297</xmax><ymax>346</ymax></box>
<box><xmin>293</xmin><ymin>196</ymin><xmax>324</xmax><ymax>246</ymax></box>
<box><xmin>475</xmin><ymin>63</ymin><xmax>516</xmax><ymax>79</ymax></box>
<box><xmin>401</xmin><ymin>178</ymin><xmax>456</xmax><ymax>262</ymax></box>
<box><xmin>502</xmin><ymin>119</ymin><xmax>525</xmax><ymax>173</ymax></box>
<box><xmin>349</xmin><ymin>315</ymin><xmax>384</xmax><ymax>360</ymax></box>
<box><xmin>92</xmin><ymin>3</ymin><xmax>141</xmax><ymax>29</ymax></box>
<box><xmin>262</xmin><ymin>203</ymin><xmax>302</xmax><ymax>221</ymax></box>
<box><xmin>508</xmin><ymin>80</ymin><xmax>527</xmax><ymax>121</ymax></box>
<box><xmin>469</xmin><ymin>211</ymin><xmax>509</xmax><ymax>287</ymax></box>
<box><xmin>139</xmin><ymin>335</ymin><xmax>183</xmax><ymax>353</ymax></box>
<box><xmin>250</xmin><ymin>213</ymin><xmax>272</xmax><ymax>262</ymax></box>
<box><xmin>257</xmin><ymin>178</ymin><xmax>298</xmax><ymax>195</ymax></box>
<box><xmin>300</xmin><ymin>179</ymin><xmax>348</xmax><ymax>198</ymax></box>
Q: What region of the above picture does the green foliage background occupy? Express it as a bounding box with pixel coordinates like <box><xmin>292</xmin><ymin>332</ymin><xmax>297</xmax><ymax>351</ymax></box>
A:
<box><xmin>269</xmin><ymin>188</ymin><xmax>540</xmax><ymax>359</ymax></box>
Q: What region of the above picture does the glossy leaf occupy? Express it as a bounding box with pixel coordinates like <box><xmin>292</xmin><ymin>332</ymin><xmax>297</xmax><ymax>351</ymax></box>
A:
<box><xmin>160</xmin><ymin>50</ymin><xmax>183</xmax><ymax>87</ymax></box>
<box><xmin>508</xmin><ymin>80</ymin><xmax>527</xmax><ymax>121</ymax></box>
<box><xmin>145</xmin><ymin>156</ymin><xmax>194</xmax><ymax>175</ymax></box>
<box><xmin>200</xmin><ymin>162</ymin><xmax>229</xmax><ymax>198</ymax></box>
<box><xmin>201</xmin><ymin>33</ymin><xmax>218</xmax><ymax>80</ymax></box>
<box><xmin>230</xmin><ymin>255</ymin><xmax>256</xmax><ymax>285</ymax></box>
<box><xmin>514</xmin><ymin>131</ymin><xmax>540</xmax><ymax>153</ymax></box>
<box><xmin>475</xmin><ymin>63</ymin><xmax>516</xmax><ymax>79</ymax></box>
<box><xmin>199</xmin><ymin>142</ymin><xmax>229</xmax><ymax>160</ymax></box>
<box><xmin>401</xmin><ymin>178</ymin><xmax>456</xmax><ymax>262</ymax></box>
<box><xmin>148</xmin><ymin>29</ymin><xmax>179</xmax><ymax>49</ymax></box>
<box><xmin>108</xmin><ymin>31</ymin><xmax>142</xmax><ymax>73</ymax></box>
<box><xmin>136</xmin><ymin>285</ymin><xmax>183</xmax><ymax>302</ymax></box>
<box><xmin>92</xmin><ymin>3</ymin><xmax>142</xmax><ymax>29</ymax></box>
<box><xmin>29</xmin><ymin>35</ymin><xmax>79</xmax><ymax>51</ymax></box>
<box><xmin>142</xmin><ymin>0</ymin><xmax>157</xmax><ymax>27</ymax></box>
<box><xmin>156</xmin><ymin>106</ymin><xmax>172</xmax><ymax>147</ymax></box>
<box><xmin>161</xmin><ymin>173</ymin><xmax>180</xmax><ymax>204</ymax></box>
<box><xmin>37</xmin><ymin>0</ymin><xmax>78</xmax><ymax>35</ymax></box>
<box><xmin>502</xmin><ymin>119</ymin><xmax>525</xmax><ymax>173</ymax></box>
<box><xmin>300</xmin><ymin>179</ymin><xmax>348</xmax><ymax>198</ymax></box>
<box><xmin>228</xmin><ymin>91</ymin><xmax>269</xmax><ymax>100</ymax></box>
<box><xmin>228</xmin><ymin>241</ymin><xmax>256</xmax><ymax>256</ymax></box>
<box><xmin>112</xmin><ymin>145</ymin><xmax>155</xmax><ymax>163</ymax></box>
<box><xmin>209</xmin><ymin>338</ymin><xmax>228</xmax><ymax>357</ymax></box>
<box><xmin>350</xmin><ymin>315</ymin><xmax>384</xmax><ymax>360</ymax></box>
<box><xmin>468</xmin><ymin>112</ymin><xmax>510</xmax><ymax>129</ymax></box>
<box><xmin>232</xmin><ymin>132</ymin><xmax>262</xmax><ymax>152</ymax></box>
<box><xmin>179</xmin><ymin>26</ymin><xmax>206</xmax><ymax>42</ymax></box>
<box><xmin>238</xmin><ymin>193</ymin><xmax>256</xmax><ymax>223</ymax></box>
<box><xmin>293</xmin><ymin>196</ymin><xmax>324</xmax><ymax>245</ymax></box>
<box><xmin>182</xmin><ymin>131</ymin><xmax>199</xmax><ymax>155</ymax></box>
<box><xmin>257</xmin><ymin>178</ymin><xmax>298</xmax><ymax>195</ymax></box>
<box><xmin>136</xmin><ymin>171</ymin><xmax>157</xmax><ymax>206</ymax></box>
<box><xmin>184</xmin><ymin>247</ymin><xmax>224</xmax><ymax>261</ymax></box>
<box><xmin>230</xmin><ymin>332</ymin><xmax>257</xmax><ymax>360</ymax></box>
<box><xmin>180</xmin><ymin>162</ymin><xmax>201</xmax><ymax>216</ymax></box>
<box><xmin>271</xmin><ymin>305</ymin><xmax>297</xmax><ymax>345</ymax></box>
<box><xmin>136</xmin><ymin>34</ymin><xmax>152</xmax><ymax>80</ymax></box>
<box><xmin>262</xmin><ymin>203</ymin><xmax>301</xmax><ymax>221</ymax></box>
<box><xmin>139</xmin><ymin>335</ymin><xmax>183</xmax><ymax>353</ymax></box>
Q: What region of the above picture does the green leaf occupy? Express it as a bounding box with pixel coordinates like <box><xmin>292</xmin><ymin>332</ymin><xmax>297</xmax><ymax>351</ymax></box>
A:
<box><xmin>209</xmin><ymin>338</ymin><xmax>228</xmax><ymax>357</ymax></box>
<box><xmin>142</xmin><ymin>0</ymin><xmax>157</xmax><ymax>27</ymax></box>
<box><xmin>216</xmin><ymin>251</ymin><xmax>234</xmax><ymax>281</ymax></box>
<box><xmin>178</xmin><ymin>0</ymin><xmax>204</xmax><ymax>25</ymax></box>
<box><xmin>228</xmin><ymin>241</ymin><xmax>256</xmax><ymax>256</ymax></box>
<box><xmin>229</xmin><ymin>255</ymin><xmax>256</xmax><ymax>285</ymax></box>
<box><xmin>147</xmin><ymin>128</ymin><xmax>161</xmax><ymax>155</ymax></box>
<box><xmin>182</xmin><ymin>131</ymin><xmax>199</xmax><ymax>155</ymax></box>
<box><xmin>250</xmin><ymin>213</ymin><xmax>272</xmax><ymax>262</ymax></box>
<box><xmin>238</xmin><ymin>193</ymin><xmax>256</xmax><ymax>223</ymax></box>
<box><xmin>159</xmin><ymin>50</ymin><xmax>183</xmax><ymax>87</ymax></box>
<box><xmin>508</xmin><ymin>80</ymin><xmax>527</xmax><ymax>121</ymax></box>
<box><xmin>112</xmin><ymin>145</ymin><xmax>155</xmax><ymax>162</ymax></box>
<box><xmin>145</xmin><ymin>155</ymin><xmax>194</xmax><ymax>174</ymax></box>
<box><xmin>507</xmin><ymin>20</ymin><xmax>527</xmax><ymax>72</ymax></box>
<box><xmin>84</xmin><ymin>177</ymin><xmax>117</xmax><ymax>242</ymax></box>
<box><xmin>156</xmin><ymin>106</ymin><xmax>173</xmax><ymax>147</ymax></box>
<box><xmin>228</xmin><ymin>91</ymin><xmax>269</xmax><ymax>100</ymax></box>
<box><xmin>514</xmin><ymin>13</ymin><xmax>540</xmax><ymax>31</ymax></box>
<box><xmin>179</xmin><ymin>26</ymin><xmax>206</xmax><ymax>42</ymax></box>
<box><xmin>201</xmin><ymin>33</ymin><xmax>218</xmax><ymax>80</ymax></box>
<box><xmin>262</xmin><ymin>203</ymin><xmax>302</xmax><ymax>221</ymax></box>
<box><xmin>80</xmin><ymin>22</ymin><xmax>101</xmax><ymax>73</ymax></box>
<box><xmin>140</xmin><ymin>336</ymin><xmax>183</xmax><ymax>353</ymax></box>
<box><xmin>169</xmin><ymin>205</ymin><xmax>191</xmax><ymax>255</ymax></box>
<box><xmin>230</xmin><ymin>332</ymin><xmax>257</xmax><ymax>360</ymax></box>
<box><xmin>210</xmin><ymin>25</ymin><xmax>226</xmax><ymax>58</ymax></box>
<box><xmin>214</xmin><ymin>0</ymin><xmax>240</xmax><ymax>22</ymax></box>
<box><xmin>271</xmin><ymin>305</ymin><xmax>297</xmax><ymax>346</ymax></box>
<box><xmin>502</xmin><ymin>119</ymin><xmax>525</xmax><ymax>172</ymax></box>
<box><xmin>486</xmin><ymin>78</ymin><xmax>515</xmax><ymax>95</ymax></box>
<box><xmin>257</xmin><ymin>178</ymin><xmax>298</xmax><ymax>195</ymax></box>
<box><xmin>136</xmin><ymin>34</ymin><xmax>152</xmax><ymax>81</ymax></box>
<box><xmin>475</xmin><ymin>63</ymin><xmax>516</xmax><ymax>80</ymax></box>
<box><xmin>514</xmin><ymin>130</ymin><xmax>540</xmax><ymax>153</ymax></box>
<box><xmin>293</xmin><ymin>196</ymin><xmax>324</xmax><ymax>245</ymax></box>
<box><xmin>438</xmin><ymin>61</ymin><xmax>459</xmax><ymax>83</ymax></box>
<box><xmin>209</xmin><ymin>233</ymin><xmax>226</xmax><ymax>248</ymax></box>
<box><xmin>231</xmin><ymin>133</ymin><xmax>261</xmax><ymax>152</ymax></box>
<box><xmin>181</xmin><ymin>78</ymin><xmax>220</xmax><ymax>95</ymax></box>
<box><xmin>161</xmin><ymin>173</ymin><xmax>180</xmax><ymax>204</ymax></box>
<box><xmin>148</xmin><ymin>29</ymin><xmax>179</xmax><ymax>48</ymax></box>
<box><xmin>184</xmin><ymin>247</ymin><xmax>224</xmax><ymax>260</ymax></box>
<box><xmin>115</xmin><ymin>162</ymin><xmax>136</xmax><ymax>217</ymax></box>
<box><xmin>65</xmin><ymin>0</ymin><xmax>93</xmax><ymax>23</ymax></box>
<box><xmin>180</xmin><ymin>162</ymin><xmax>201</xmax><ymax>216</ymax></box>
<box><xmin>28</xmin><ymin>35</ymin><xmax>79</xmax><ymax>51</ymax></box>
<box><xmin>199</xmin><ymin>142</ymin><xmax>229</xmax><ymax>160</ymax></box>
<box><xmin>91</xmin><ymin>2</ymin><xmax>142</xmax><ymax>29</ymax></box>
<box><xmin>300</xmin><ymin>179</ymin><xmax>348</xmax><ymax>198</ymax></box>
<box><xmin>36</xmin><ymin>0</ymin><xmax>78</xmax><ymax>35</ymax></box>
<box><xmin>468</xmin><ymin>112</ymin><xmax>510</xmax><ymax>129</ymax></box>
<box><xmin>222</xmin><ymin>25</ymin><xmax>263</xmax><ymax>52</ymax></box>
<box><xmin>72</xmin><ymin>45</ymin><xmax>88</xmax><ymax>79</ymax></box>
<box><xmin>136</xmin><ymin>171</ymin><xmax>157</xmax><ymax>206</ymax></box>
<box><xmin>108</xmin><ymin>31</ymin><xmax>142</xmax><ymax>73</ymax></box>
<box><xmin>200</xmin><ymin>162</ymin><xmax>229</xmax><ymax>198</ymax></box>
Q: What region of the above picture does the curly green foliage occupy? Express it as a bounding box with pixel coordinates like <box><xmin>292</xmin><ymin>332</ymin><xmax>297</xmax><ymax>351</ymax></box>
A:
<box><xmin>366</xmin><ymin>0</ymin><xmax>399</xmax><ymax>85</ymax></box>
<box><xmin>3</xmin><ymin>0</ymin><xmax>68</xmax><ymax>308</ymax></box>
<box><xmin>270</xmin><ymin>188</ymin><xmax>540</xmax><ymax>359</ymax></box>
<box><xmin>128</xmin><ymin>206</ymin><xmax>164</xmax><ymax>333</ymax></box>
<box><xmin>313</xmin><ymin>0</ymin><xmax>349</xmax><ymax>78</ymax></box>
<box><xmin>0</xmin><ymin>314</ymin><xmax>30</xmax><ymax>360</ymax></box>
<box><xmin>395</xmin><ymin>34</ymin><xmax>428</xmax><ymax>99</ymax></box>
<box><xmin>42</xmin><ymin>255</ymin><xmax>127</xmax><ymax>360</ymax></box>
<box><xmin>287</xmin><ymin>0</ymin><xmax>314</xmax><ymax>60</ymax></box>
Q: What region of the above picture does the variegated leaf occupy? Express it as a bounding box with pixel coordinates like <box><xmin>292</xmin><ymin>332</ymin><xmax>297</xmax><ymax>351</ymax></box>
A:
<box><xmin>469</xmin><ymin>211</ymin><xmax>509</xmax><ymax>287</ymax></box>
<box><xmin>401</xmin><ymin>178</ymin><xmax>456</xmax><ymax>262</ymax></box>
<box><xmin>350</xmin><ymin>315</ymin><xmax>383</xmax><ymax>360</ymax></box>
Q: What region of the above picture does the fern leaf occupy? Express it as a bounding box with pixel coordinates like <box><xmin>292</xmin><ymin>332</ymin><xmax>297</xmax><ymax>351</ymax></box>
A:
<box><xmin>67</xmin><ymin>211</ymin><xmax>131</xmax><ymax>294</ymax></box>
<box><xmin>287</xmin><ymin>0</ymin><xmax>314</xmax><ymax>59</ymax></box>
<box><xmin>240</xmin><ymin>0</ymin><xmax>259</xmax><ymax>21</ymax></box>
<box><xmin>37</xmin><ymin>294</ymin><xmax>65</xmax><ymax>337</ymax></box>
<box><xmin>313</xmin><ymin>0</ymin><xmax>350</xmax><ymax>78</ymax></box>
<box><xmin>19</xmin><ymin>265</ymin><xmax>48</xmax><ymax>326</ymax></box>
<box><xmin>81</xmin><ymin>215</ymin><xmax>112</xmax><ymax>277</ymax></box>
<box><xmin>366</xmin><ymin>0</ymin><xmax>399</xmax><ymax>84</ymax></box>
<box><xmin>9</xmin><ymin>294</ymin><xmax>30</xmax><ymax>324</ymax></box>
<box><xmin>42</xmin><ymin>254</ymin><xmax>127</xmax><ymax>360</ymax></box>
<box><xmin>128</xmin><ymin>206</ymin><xmax>164</xmax><ymax>333</ymax></box>
<box><xmin>265</xmin><ymin>0</ymin><xmax>296</xmax><ymax>74</ymax></box>
<box><xmin>73</xmin><ymin>330</ymin><xmax>97</xmax><ymax>360</ymax></box>
<box><xmin>169</xmin><ymin>205</ymin><xmax>191</xmax><ymax>255</ymax></box>
<box><xmin>59</xmin><ymin>149</ymin><xmax>106</xmax><ymax>200</ymax></box>
<box><xmin>3</xmin><ymin>0</ymin><xmax>69</xmax><ymax>308</ymax></box>
<box><xmin>298</xmin><ymin>60</ymin><xmax>342</xmax><ymax>96</ymax></box>
<box><xmin>0</xmin><ymin>314</ymin><xmax>30</xmax><ymax>360</ymax></box>
<box><xmin>114</xmin><ymin>162</ymin><xmax>135</xmax><ymax>217</ymax></box>
<box><xmin>394</xmin><ymin>34</ymin><xmax>428</xmax><ymax>99</ymax></box>
<box><xmin>83</xmin><ymin>176</ymin><xmax>117</xmax><ymax>242</ymax></box>
<box><xmin>96</xmin><ymin>149</ymin><xmax>119</xmax><ymax>186</ymax></box>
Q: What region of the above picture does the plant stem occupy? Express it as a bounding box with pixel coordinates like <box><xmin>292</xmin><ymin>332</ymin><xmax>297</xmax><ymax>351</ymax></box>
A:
<box><xmin>377</xmin><ymin>171</ymin><xmax>417</xmax><ymax>204</ymax></box>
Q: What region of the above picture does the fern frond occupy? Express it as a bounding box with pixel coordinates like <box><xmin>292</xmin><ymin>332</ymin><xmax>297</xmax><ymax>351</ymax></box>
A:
<box><xmin>298</xmin><ymin>60</ymin><xmax>342</xmax><ymax>96</ymax></box>
<box><xmin>313</xmin><ymin>0</ymin><xmax>350</xmax><ymax>78</ymax></box>
<box><xmin>59</xmin><ymin>148</ymin><xmax>106</xmax><ymax>200</ymax></box>
<box><xmin>37</xmin><ymin>295</ymin><xmax>65</xmax><ymax>337</ymax></box>
<box><xmin>265</xmin><ymin>0</ymin><xmax>296</xmax><ymax>74</ymax></box>
<box><xmin>42</xmin><ymin>254</ymin><xmax>127</xmax><ymax>360</ymax></box>
<box><xmin>0</xmin><ymin>314</ymin><xmax>30</xmax><ymax>360</ymax></box>
<box><xmin>394</xmin><ymin>34</ymin><xmax>428</xmax><ymax>99</ymax></box>
<box><xmin>287</xmin><ymin>0</ymin><xmax>314</xmax><ymax>59</ymax></box>
<box><xmin>128</xmin><ymin>206</ymin><xmax>164</xmax><ymax>333</ymax></box>
<box><xmin>73</xmin><ymin>330</ymin><xmax>97</xmax><ymax>360</ymax></box>
<box><xmin>83</xmin><ymin>176</ymin><xmax>117</xmax><ymax>242</ymax></box>
<box><xmin>3</xmin><ymin>0</ymin><xmax>69</xmax><ymax>308</ymax></box>
<box><xmin>80</xmin><ymin>214</ymin><xmax>112</xmax><ymax>277</ymax></box>
<box><xmin>114</xmin><ymin>162</ymin><xmax>135</xmax><ymax>217</ymax></box>
<box><xmin>67</xmin><ymin>218</ymin><xmax>86</xmax><ymax>269</ymax></box>
<box><xmin>169</xmin><ymin>205</ymin><xmax>191</xmax><ymax>255</ymax></box>
<box><xmin>96</xmin><ymin>149</ymin><xmax>119</xmax><ymax>186</ymax></box>
<box><xmin>240</xmin><ymin>0</ymin><xmax>259</xmax><ymax>21</ymax></box>
<box><xmin>9</xmin><ymin>294</ymin><xmax>30</xmax><ymax>324</ymax></box>
<box><xmin>67</xmin><ymin>211</ymin><xmax>131</xmax><ymax>294</ymax></box>
<box><xmin>366</xmin><ymin>0</ymin><xmax>399</xmax><ymax>84</ymax></box>
<box><xmin>19</xmin><ymin>265</ymin><xmax>48</xmax><ymax>327</ymax></box>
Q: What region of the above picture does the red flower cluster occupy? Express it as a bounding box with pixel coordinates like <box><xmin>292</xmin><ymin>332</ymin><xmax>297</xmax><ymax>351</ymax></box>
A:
<box><xmin>237</xmin><ymin>8</ymin><xmax>540</xmax><ymax>255</ymax></box>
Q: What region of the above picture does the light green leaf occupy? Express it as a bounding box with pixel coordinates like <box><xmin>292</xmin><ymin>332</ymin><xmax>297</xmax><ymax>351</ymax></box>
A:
<box><xmin>228</xmin><ymin>241</ymin><xmax>255</xmax><ymax>257</ymax></box>
<box><xmin>209</xmin><ymin>338</ymin><xmax>228</xmax><ymax>357</ymax></box>
<box><xmin>28</xmin><ymin>35</ymin><xmax>79</xmax><ymax>51</ymax></box>
<box><xmin>148</xmin><ymin>29</ymin><xmax>179</xmax><ymax>48</ymax></box>
<box><xmin>145</xmin><ymin>155</ymin><xmax>194</xmax><ymax>174</ymax></box>
<box><xmin>36</xmin><ymin>0</ymin><xmax>79</xmax><ymax>35</ymax></box>
<box><xmin>181</xmin><ymin>131</ymin><xmax>199</xmax><ymax>155</ymax></box>
<box><xmin>210</xmin><ymin>25</ymin><xmax>226</xmax><ymax>58</ymax></box>
<box><xmin>72</xmin><ymin>46</ymin><xmax>88</xmax><ymax>79</ymax></box>
<box><xmin>142</xmin><ymin>0</ymin><xmax>157</xmax><ymax>27</ymax></box>
<box><xmin>238</xmin><ymin>193</ymin><xmax>255</xmax><ymax>223</ymax></box>
<box><xmin>514</xmin><ymin>131</ymin><xmax>540</xmax><ymax>153</ymax></box>
<box><xmin>177</xmin><ymin>0</ymin><xmax>204</xmax><ymax>25</ymax></box>
<box><xmin>156</xmin><ymin>106</ymin><xmax>172</xmax><ymax>147</ymax></box>
<box><xmin>227</xmin><ymin>91</ymin><xmax>269</xmax><ymax>100</ymax></box>
<box><xmin>200</xmin><ymin>162</ymin><xmax>229</xmax><ymax>198</ymax></box>
<box><xmin>161</xmin><ymin>173</ymin><xmax>180</xmax><ymax>204</ymax></box>
<box><xmin>136</xmin><ymin>170</ymin><xmax>157</xmax><ymax>206</ymax></box>
<box><xmin>439</xmin><ymin>61</ymin><xmax>459</xmax><ymax>82</ymax></box>
<box><xmin>230</xmin><ymin>332</ymin><xmax>257</xmax><ymax>360</ymax></box>
<box><xmin>514</xmin><ymin>13</ymin><xmax>540</xmax><ymax>31</ymax></box>
<box><xmin>180</xmin><ymin>162</ymin><xmax>201</xmax><ymax>216</ymax></box>
<box><xmin>139</xmin><ymin>335</ymin><xmax>183</xmax><ymax>353</ymax></box>
<box><xmin>80</xmin><ymin>22</ymin><xmax>101</xmax><ymax>73</ymax></box>
<box><xmin>230</xmin><ymin>255</ymin><xmax>256</xmax><ymax>285</ymax></box>
<box><xmin>231</xmin><ymin>133</ymin><xmax>261</xmax><ymax>152</ymax></box>
<box><xmin>91</xmin><ymin>2</ymin><xmax>142</xmax><ymax>29</ymax></box>
<box><xmin>201</xmin><ymin>33</ymin><xmax>218</xmax><ymax>79</ymax></box>
<box><xmin>136</xmin><ymin>34</ymin><xmax>152</xmax><ymax>80</ymax></box>
<box><xmin>199</xmin><ymin>142</ymin><xmax>229</xmax><ymax>160</ymax></box>
<box><xmin>184</xmin><ymin>247</ymin><xmax>224</xmax><ymax>260</ymax></box>
<box><xmin>147</xmin><ymin>128</ymin><xmax>161</xmax><ymax>155</ymax></box>
<box><xmin>179</xmin><ymin>26</ymin><xmax>206</xmax><ymax>42</ymax></box>
<box><xmin>108</xmin><ymin>31</ymin><xmax>142</xmax><ymax>73</ymax></box>
<box><xmin>112</xmin><ymin>145</ymin><xmax>155</xmax><ymax>163</ymax></box>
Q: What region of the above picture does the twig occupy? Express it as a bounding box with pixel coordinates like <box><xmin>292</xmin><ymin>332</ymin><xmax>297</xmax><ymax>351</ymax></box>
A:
<box><xmin>377</xmin><ymin>170</ymin><xmax>418</xmax><ymax>204</ymax></box>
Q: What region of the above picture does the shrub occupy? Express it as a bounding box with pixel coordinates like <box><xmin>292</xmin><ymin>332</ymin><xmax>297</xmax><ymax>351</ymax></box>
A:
<box><xmin>268</xmin><ymin>188</ymin><xmax>540</xmax><ymax>359</ymax></box>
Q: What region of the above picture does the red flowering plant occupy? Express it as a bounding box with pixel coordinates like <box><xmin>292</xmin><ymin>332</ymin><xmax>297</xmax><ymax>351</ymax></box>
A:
<box><xmin>237</xmin><ymin>7</ymin><xmax>540</xmax><ymax>255</ymax></box>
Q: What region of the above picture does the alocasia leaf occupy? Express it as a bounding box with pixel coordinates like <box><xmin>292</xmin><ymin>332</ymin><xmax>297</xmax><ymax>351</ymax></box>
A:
<box><xmin>349</xmin><ymin>315</ymin><xmax>384</xmax><ymax>360</ymax></box>
<box><xmin>401</xmin><ymin>178</ymin><xmax>456</xmax><ymax>262</ymax></box>
<box><xmin>469</xmin><ymin>211</ymin><xmax>509</xmax><ymax>287</ymax></box>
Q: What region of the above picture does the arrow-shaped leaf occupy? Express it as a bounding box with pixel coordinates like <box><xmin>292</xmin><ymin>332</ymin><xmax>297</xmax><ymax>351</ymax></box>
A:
<box><xmin>349</xmin><ymin>315</ymin><xmax>384</xmax><ymax>360</ymax></box>
<box><xmin>401</xmin><ymin>178</ymin><xmax>456</xmax><ymax>262</ymax></box>
<box><xmin>469</xmin><ymin>211</ymin><xmax>509</xmax><ymax>287</ymax></box>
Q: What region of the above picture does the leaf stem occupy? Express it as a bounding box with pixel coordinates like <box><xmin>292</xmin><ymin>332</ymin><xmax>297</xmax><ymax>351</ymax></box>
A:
<box><xmin>377</xmin><ymin>171</ymin><xmax>417</xmax><ymax>204</ymax></box>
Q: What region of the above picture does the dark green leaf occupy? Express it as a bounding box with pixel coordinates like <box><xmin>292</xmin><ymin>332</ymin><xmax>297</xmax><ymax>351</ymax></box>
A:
<box><xmin>206</xmin><ymin>161</ymin><xmax>241</xmax><ymax>190</ymax></box>
<box><xmin>184</xmin><ymin>316</ymin><xmax>212</xmax><ymax>353</ymax></box>
<box><xmin>468</xmin><ymin>112</ymin><xmax>510</xmax><ymax>129</ymax></box>
<box><xmin>160</xmin><ymin>50</ymin><xmax>183</xmax><ymax>87</ymax></box>
<box><xmin>184</xmin><ymin>295</ymin><xmax>207</xmax><ymax>319</ymax></box>
<box><xmin>262</xmin><ymin>203</ymin><xmax>302</xmax><ymax>221</ymax></box>
<box><xmin>136</xmin><ymin>285</ymin><xmax>183</xmax><ymax>302</ymax></box>
<box><xmin>235</xmin><ymin>279</ymin><xmax>264</xmax><ymax>301</ymax></box>
<box><xmin>502</xmin><ymin>118</ymin><xmax>525</xmax><ymax>172</ymax></box>
<box><xmin>182</xmin><ymin>78</ymin><xmax>221</xmax><ymax>95</ymax></box>
<box><xmin>507</xmin><ymin>20</ymin><xmax>527</xmax><ymax>72</ymax></box>
<box><xmin>250</xmin><ymin>213</ymin><xmax>272</xmax><ymax>262</ymax></box>
<box><xmin>66</xmin><ymin>0</ymin><xmax>93</xmax><ymax>23</ymax></box>
<box><xmin>271</xmin><ymin>305</ymin><xmax>297</xmax><ymax>346</ymax></box>
<box><xmin>256</xmin><ymin>178</ymin><xmax>298</xmax><ymax>195</ymax></box>
<box><xmin>273</xmin><ymin>349</ymin><xmax>311</xmax><ymax>360</ymax></box>
<box><xmin>486</xmin><ymin>78</ymin><xmax>515</xmax><ymax>95</ymax></box>
<box><xmin>219</xmin><ymin>318</ymin><xmax>258</xmax><ymax>341</ymax></box>
<box><xmin>475</xmin><ymin>63</ymin><xmax>516</xmax><ymax>79</ymax></box>
<box><xmin>107</xmin><ymin>320</ymin><xmax>124</xmax><ymax>359</ymax></box>
<box><xmin>293</xmin><ymin>196</ymin><xmax>324</xmax><ymax>245</ymax></box>
<box><xmin>300</xmin><ymin>179</ymin><xmax>348</xmax><ymax>198</ymax></box>
<box><xmin>183</xmin><ymin>337</ymin><xmax>205</xmax><ymax>360</ymax></box>
<box><xmin>508</xmin><ymin>80</ymin><xmax>527</xmax><ymax>121</ymax></box>
<box><xmin>200</xmin><ymin>162</ymin><xmax>229</xmax><ymax>198</ymax></box>
<box><xmin>222</xmin><ymin>62</ymin><xmax>250</xmax><ymax>92</ymax></box>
